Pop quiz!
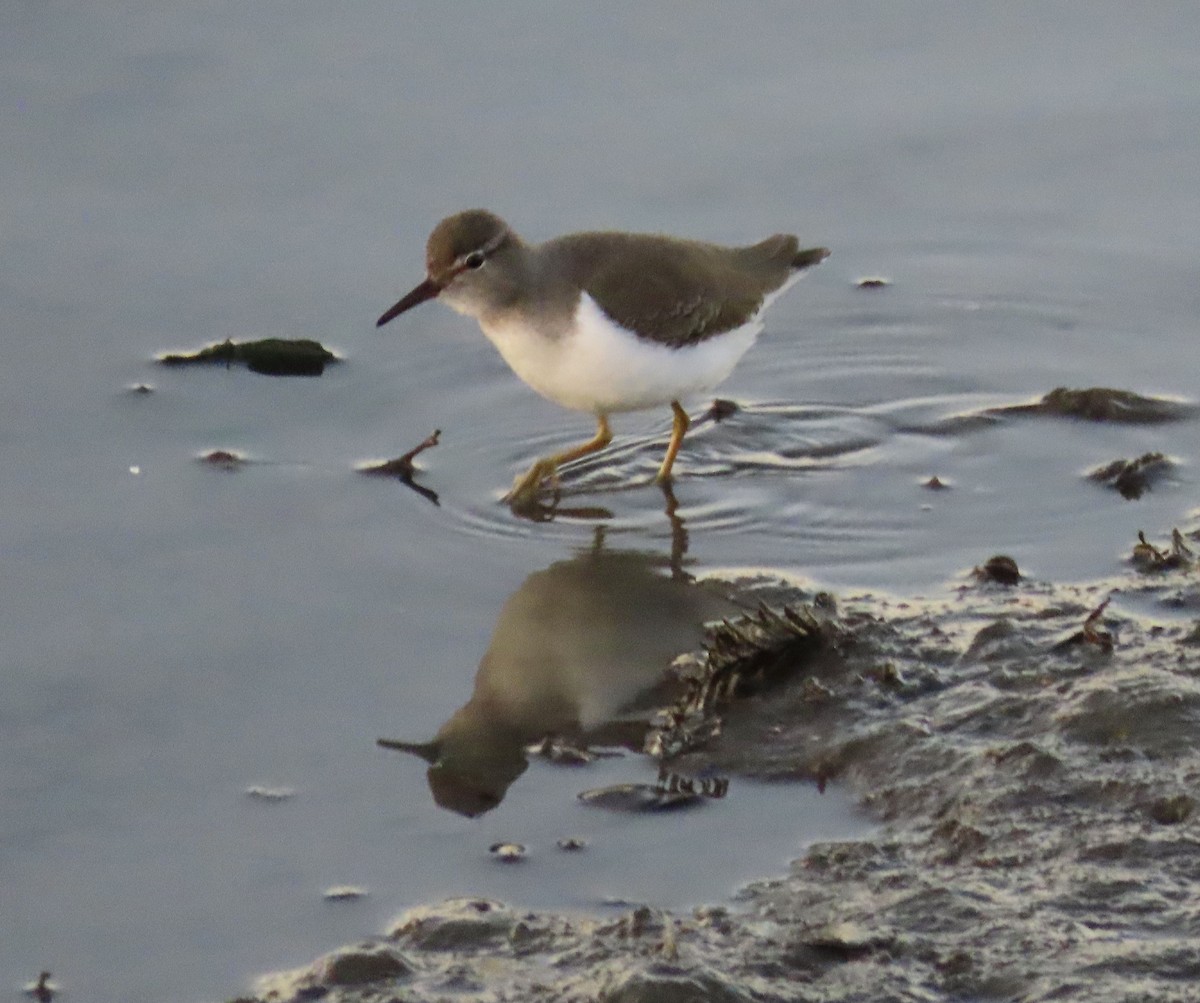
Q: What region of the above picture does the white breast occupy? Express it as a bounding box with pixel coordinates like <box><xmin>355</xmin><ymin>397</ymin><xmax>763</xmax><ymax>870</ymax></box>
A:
<box><xmin>480</xmin><ymin>293</ymin><xmax>763</xmax><ymax>415</ymax></box>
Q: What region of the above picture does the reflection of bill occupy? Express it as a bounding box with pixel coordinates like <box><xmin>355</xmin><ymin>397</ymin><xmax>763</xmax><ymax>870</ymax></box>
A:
<box><xmin>379</xmin><ymin>548</ymin><xmax>735</xmax><ymax>817</ymax></box>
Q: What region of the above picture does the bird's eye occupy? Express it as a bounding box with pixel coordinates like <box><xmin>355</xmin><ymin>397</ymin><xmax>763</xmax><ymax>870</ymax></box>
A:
<box><xmin>463</xmin><ymin>251</ymin><xmax>485</xmax><ymax>270</ymax></box>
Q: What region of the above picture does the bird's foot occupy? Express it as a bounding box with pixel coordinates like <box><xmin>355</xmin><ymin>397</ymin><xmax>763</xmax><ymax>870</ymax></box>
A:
<box><xmin>504</xmin><ymin>458</ymin><xmax>559</xmax><ymax>512</ymax></box>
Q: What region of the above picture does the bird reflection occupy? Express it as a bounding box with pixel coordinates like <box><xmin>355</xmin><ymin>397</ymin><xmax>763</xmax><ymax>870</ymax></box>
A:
<box><xmin>379</xmin><ymin>503</ymin><xmax>735</xmax><ymax>817</ymax></box>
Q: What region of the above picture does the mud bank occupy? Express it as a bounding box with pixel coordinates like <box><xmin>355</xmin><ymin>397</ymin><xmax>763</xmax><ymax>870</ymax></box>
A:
<box><xmin>237</xmin><ymin>525</ymin><xmax>1200</xmax><ymax>1003</ymax></box>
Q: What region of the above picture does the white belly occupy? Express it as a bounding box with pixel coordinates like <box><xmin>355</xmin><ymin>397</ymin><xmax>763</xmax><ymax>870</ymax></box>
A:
<box><xmin>480</xmin><ymin>293</ymin><xmax>761</xmax><ymax>414</ymax></box>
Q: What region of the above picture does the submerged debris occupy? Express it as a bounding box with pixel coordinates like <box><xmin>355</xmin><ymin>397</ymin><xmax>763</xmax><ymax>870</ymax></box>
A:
<box><xmin>159</xmin><ymin>338</ymin><xmax>338</xmax><ymax>376</ymax></box>
<box><xmin>200</xmin><ymin>449</ymin><xmax>246</xmax><ymax>470</ymax></box>
<box><xmin>1088</xmin><ymin>452</ymin><xmax>1174</xmax><ymax>499</ymax></box>
<box><xmin>244</xmin><ymin>785</ymin><xmax>296</xmax><ymax>802</ymax></box>
<box><xmin>972</xmin><ymin>554</ymin><xmax>1021</xmax><ymax>586</ymax></box>
<box><xmin>988</xmin><ymin>386</ymin><xmax>1193</xmax><ymax>424</ymax></box>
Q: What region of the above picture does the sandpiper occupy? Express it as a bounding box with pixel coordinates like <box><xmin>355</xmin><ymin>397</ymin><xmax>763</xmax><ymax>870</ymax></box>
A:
<box><xmin>376</xmin><ymin>210</ymin><xmax>828</xmax><ymax>505</ymax></box>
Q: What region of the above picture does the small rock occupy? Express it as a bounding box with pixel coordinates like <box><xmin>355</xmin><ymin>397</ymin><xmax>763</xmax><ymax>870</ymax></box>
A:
<box><xmin>855</xmin><ymin>276</ymin><xmax>891</xmax><ymax>289</ymax></box>
<box><xmin>489</xmin><ymin>842</ymin><xmax>527</xmax><ymax>863</ymax></box>
<box><xmin>973</xmin><ymin>555</ymin><xmax>1021</xmax><ymax>586</ymax></box>
<box><xmin>923</xmin><ymin>475</ymin><xmax>950</xmax><ymax>490</ymax></box>
<box><xmin>556</xmin><ymin>836</ymin><xmax>588</xmax><ymax>852</ymax></box>
<box><xmin>200</xmin><ymin>449</ymin><xmax>245</xmax><ymax>470</ymax></box>
<box><xmin>323</xmin><ymin>885</ymin><xmax>368</xmax><ymax>901</ymax></box>
<box><xmin>320</xmin><ymin>944</ymin><xmax>411</xmax><ymax>986</ymax></box>
<box><xmin>245</xmin><ymin>785</ymin><xmax>296</xmax><ymax>802</ymax></box>
<box><xmin>706</xmin><ymin>398</ymin><xmax>740</xmax><ymax>422</ymax></box>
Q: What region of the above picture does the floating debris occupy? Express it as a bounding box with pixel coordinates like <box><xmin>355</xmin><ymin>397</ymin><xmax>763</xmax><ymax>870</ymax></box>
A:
<box><xmin>359</xmin><ymin>429</ymin><xmax>441</xmax><ymax>479</ymax></box>
<box><xmin>128</xmin><ymin>383</ymin><xmax>154</xmax><ymax>394</ymax></box>
<box><xmin>23</xmin><ymin>972</ymin><xmax>56</xmax><ymax>1002</ymax></box>
<box><xmin>159</xmin><ymin>337</ymin><xmax>338</xmax><ymax>376</ymax></box>
<box><xmin>706</xmin><ymin>398</ymin><xmax>740</xmax><ymax>422</ymax></box>
<box><xmin>1088</xmin><ymin>452</ymin><xmax>1174</xmax><ymax>499</ymax></box>
<box><xmin>358</xmin><ymin>430</ymin><xmax>441</xmax><ymax>506</ymax></box>
<box><xmin>855</xmin><ymin>276</ymin><xmax>891</xmax><ymax>289</ymax></box>
<box><xmin>922</xmin><ymin>475</ymin><xmax>950</xmax><ymax>491</ymax></box>
<box><xmin>972</xmin><ymin>555</ymin><xmax>1021</xmax><ymax>586</ymax></box>
<box><xmin>199</xmin><ymin>449</ymin><xmax>246</xmax><ymax>470</ymax></box>
<box><xmin>987</xmin><ymin>386</ymin><xmax>1193</xmax><ymax>424</ymax></box>
<box><xmin>488</xmin><ymin>842</ymin><xmax>527</xmax><ymax>863</ymax></box>
<box><xmin>1130</xmin><ymin>529</ymin><xmax>1195</xmax><ymax>573</ymax></box>
<box><xmin>1081</xmin><ymin>598</ymin><xmax>1115</xmax><ymax>653</ymax></box>
<box><xmin>1050</xmin><ymin>597</ymin><xmax>1117</xmax><ymax>654</ymax></box>
<box><xmin>245</xmin><ymin>784</ymin><xmax>296</xmax><ymax>802</ymax></box>
<box><xmin>556</xmin><ymin>836</ymin><xmax>588</xmax><ymax>852</ymax></box>
<box><xmin>323</xmin><ymin>885</ymin><xmax>368</xmax><ymax>902</ymax></box>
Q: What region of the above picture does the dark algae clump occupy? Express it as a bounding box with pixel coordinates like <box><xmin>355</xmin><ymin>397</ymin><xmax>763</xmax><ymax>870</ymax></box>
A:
<box><xmin>1088</xmin><ymin>451</ymin><xmax>1175</xmax><ymax>499</ymax></box>
<box><xmin>989</xmin><ymin>386</ymin><xmax>1194</xmax><ymax>424</ymax></box>
<box><xmin>159</xmin><ymin>338</ymin><xmax>338</xmax><ymax>376</ymax></box>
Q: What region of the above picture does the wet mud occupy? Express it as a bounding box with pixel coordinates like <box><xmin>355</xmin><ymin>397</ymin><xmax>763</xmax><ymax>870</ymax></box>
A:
<box><xmin>237</xmin><ymin>520</ymin><xmax>1200</xmax><ymax>1003</ymax></box>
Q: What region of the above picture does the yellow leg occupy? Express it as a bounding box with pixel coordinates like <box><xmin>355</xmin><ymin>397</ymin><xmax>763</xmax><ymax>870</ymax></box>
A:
<box><xmin>507</xmin><ymin>414</ymin><xmax>613</xmax><ymax>504</ymax></box>
<box><xmin>656</xmin><ymin>401</ymin><xmax>690</xmax><ymax>483</ymax></box>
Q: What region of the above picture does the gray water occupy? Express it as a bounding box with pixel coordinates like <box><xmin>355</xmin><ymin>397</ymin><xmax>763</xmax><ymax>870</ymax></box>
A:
<box><xmin>3</xmin><ymin>3</ymin><xmax>1199</xmax><ymax>1001</ymax></box>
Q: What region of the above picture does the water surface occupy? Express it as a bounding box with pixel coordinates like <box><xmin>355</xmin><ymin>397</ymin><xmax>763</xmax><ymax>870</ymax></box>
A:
<box><xmin>3</xmin><ymin>3</ymin><xmax>1199</xmax><ymax>1001</ymax></box>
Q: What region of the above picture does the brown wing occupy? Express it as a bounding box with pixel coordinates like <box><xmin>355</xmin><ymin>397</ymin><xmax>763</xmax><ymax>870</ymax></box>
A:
<box><xmin>555</xmin><ymin>233</ymin><xmax>803</xmax><ymax>348</ymax></box>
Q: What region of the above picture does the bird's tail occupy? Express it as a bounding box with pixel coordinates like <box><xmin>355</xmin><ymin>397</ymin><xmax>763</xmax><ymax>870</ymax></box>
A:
<box><xmin>793</xmin><ymin>246</ymin><xmax>831</xmax><ymax>270</ymax></box>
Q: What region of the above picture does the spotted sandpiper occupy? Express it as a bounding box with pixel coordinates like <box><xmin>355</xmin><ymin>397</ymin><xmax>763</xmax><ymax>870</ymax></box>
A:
<box><xmin>376</xmin><ymin>210</ymin><xmax>829</xmax><ymax>505</ymax></box>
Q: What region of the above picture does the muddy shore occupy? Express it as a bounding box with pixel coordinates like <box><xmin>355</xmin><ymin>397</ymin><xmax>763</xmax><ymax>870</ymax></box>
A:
<box><xmin>236</xmin><ymin>522</ymin><xmax>1200</xmax><ymax>1003</ymax></box>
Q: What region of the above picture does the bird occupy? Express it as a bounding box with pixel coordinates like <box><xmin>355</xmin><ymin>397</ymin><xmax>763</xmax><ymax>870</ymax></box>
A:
<box><xmin>376</xmin><ymin>210</ymin><xmax>828</xmax><ymax>506</ymax></box>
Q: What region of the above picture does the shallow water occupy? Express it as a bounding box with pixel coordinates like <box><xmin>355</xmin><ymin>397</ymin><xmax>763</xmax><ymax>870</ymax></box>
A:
<box><xmin>3</xmin><ymin>3</ymin><xmax>1200</xmax><ymax>1001</ymax></box>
